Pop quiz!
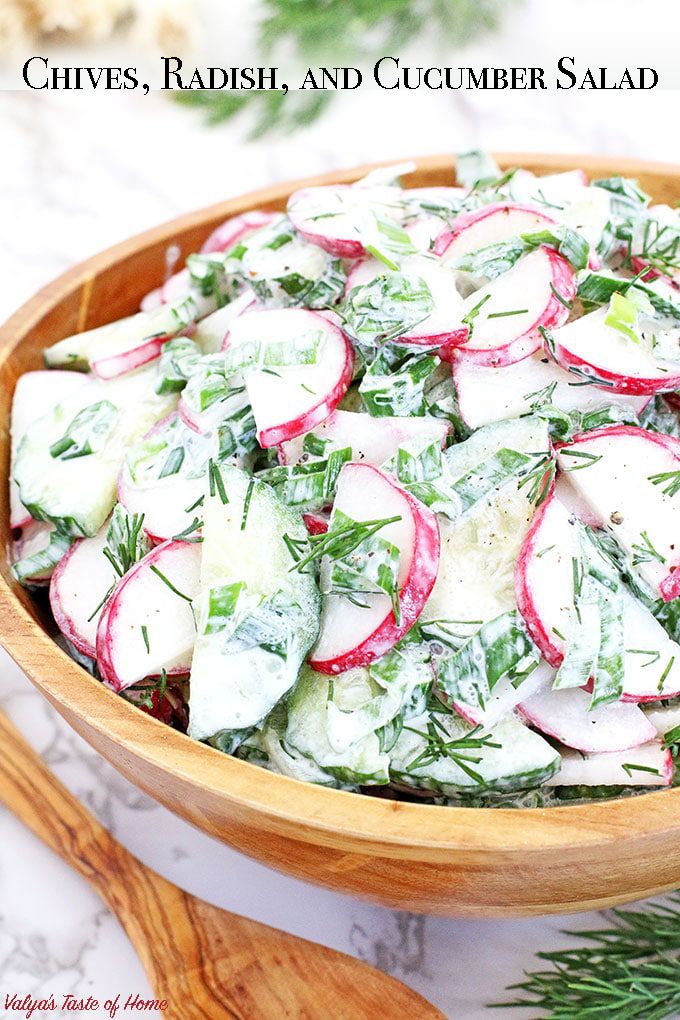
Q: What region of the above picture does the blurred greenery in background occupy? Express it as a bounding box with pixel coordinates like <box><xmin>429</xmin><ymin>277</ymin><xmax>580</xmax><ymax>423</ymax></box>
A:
<box><xmin>175</xmin><ymin>0</ymin><xmax>519</xmax><ymax>137</ymax></box>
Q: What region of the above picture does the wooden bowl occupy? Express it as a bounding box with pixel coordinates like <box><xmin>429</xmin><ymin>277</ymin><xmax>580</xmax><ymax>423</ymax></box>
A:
<box><xmin>3</xmin><ymin>153</ymin><xmax>680</xmax><ymax>918</ymax></box>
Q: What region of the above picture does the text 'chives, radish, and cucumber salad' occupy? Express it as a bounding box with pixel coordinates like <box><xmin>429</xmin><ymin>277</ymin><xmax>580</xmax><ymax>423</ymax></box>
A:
<box><xmin>12</xmin><ymin>153</ymin><xmax>680</xmax><ymax>806</ymax></box>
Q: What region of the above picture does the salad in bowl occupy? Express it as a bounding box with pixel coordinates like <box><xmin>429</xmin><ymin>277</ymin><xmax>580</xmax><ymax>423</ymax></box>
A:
<box><xmin>10</xmin><ymin>151</ymin><xmax>680</xmax><ymax>809</ymax></box>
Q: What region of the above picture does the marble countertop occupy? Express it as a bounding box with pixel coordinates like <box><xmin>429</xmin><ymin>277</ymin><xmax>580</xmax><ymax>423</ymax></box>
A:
<box><xmin>1</xmin><ymin>74</ymin><xmax>680</xmax><ymax>1019</ymax></box>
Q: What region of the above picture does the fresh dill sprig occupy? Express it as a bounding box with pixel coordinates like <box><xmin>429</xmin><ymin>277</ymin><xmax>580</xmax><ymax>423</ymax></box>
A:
<box><xmin>173</xmin><ymin>0</ymin><xmax>518</xmax><ymax>137</ymax></box>
<box><xmin>494</xmin><ymin>895</ymin><xmax>680</xmax><ymax>1019</ymax></box>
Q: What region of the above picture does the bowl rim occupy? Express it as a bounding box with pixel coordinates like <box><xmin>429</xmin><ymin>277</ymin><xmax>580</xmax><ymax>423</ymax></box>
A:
<box><xmin>3</xmin><ymin>150</ymin><xmax>680</xmax><ymax>857</ymax></box>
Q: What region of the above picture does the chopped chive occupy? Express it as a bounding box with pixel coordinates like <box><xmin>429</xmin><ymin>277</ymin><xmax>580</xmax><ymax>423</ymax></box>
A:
<box><xmin>626</xmin><ymin>648</ymin><xmax>661</xmax><ymax>668</ymax></box>
<box><xmin>208</xmin><ymin>460</ymin><xmax>229</xmax><ymax>505</ymax></box>
<box><xmin>241</xmin><ymin>478</ymin><xmax>255</xmax><ymax>531</ymax></box>
<box><xmin>550</xmin><ymin>283</ymin><xmax>574</xmax><ymax>310</ymax></box>
<box><xmin>552</xmin><ymin>626</ymin><xmax>566</xmax><ymax>640</ymax></box>
<box><xmin>657</xmin><ymin>655</ymin><xmax>675</xmax><ymax>693</ymax></box>
<box><xmin>184</xmin><ymin>494</ymin><xmax>205</xmax><ymax>514</ymax></box>
<box><xmin>141</xmin><ymin>624</ymin><xmax>150</xmax><ymax>654</ymax></box>
<box><xmin>648</xmin><ymin>468</ymin><xmax>680</xmax><ymax>497</ymax></box>
<box><xmin>622</xmin><ymin>762</ymin><xmax>661</xmax><ymax>777</ymax></box>
<box><xmin>150</xmin><ymin>564</ymin><xmax>194</xmax><ymax>603</ymax></box>
<box><xmin>486</xmin><ymin>308</ymin><xmax>529</xmax><ymax>319</ymax></box>
<box><xmin>559</xmin><ymin>449</ymin><xmax>603</xmax><ymax>471</ymax></box>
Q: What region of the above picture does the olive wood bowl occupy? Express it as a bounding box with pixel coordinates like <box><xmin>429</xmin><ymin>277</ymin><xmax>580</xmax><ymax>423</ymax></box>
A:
<box><xmin>2</xmin><ymin>153</ymin><xmax>680</xmax><ymax>917</ymax></box>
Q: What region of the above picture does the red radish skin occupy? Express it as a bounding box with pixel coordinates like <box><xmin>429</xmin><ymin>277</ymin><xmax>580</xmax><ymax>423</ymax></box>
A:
<box><xmin>90</xmin><ymin>333</ymin><xmax>171</xmax><ymax>381</ymax></box>
<box><xmin>141</xmin><ymin>213</ymin><xmax>278</xmax><ymax>312</ymax></box>
<box><xmin>96</xmin><ymin>540</ymin><xmax>201</xmax><ymax>692</ymax></box>
<box><xmin>448</xmin><ymin>247</ymin><xmax>576</xmax><ymax>368</ymax></box>
<box><xmin>224</xmin><ymin>310</ymin><xmax>355</xmax><ymax>448</ymax></box>
<box><xmin>557</xmin><ymin>425</ymin><xmax>680</xmax><ymax>601</ymax></box>
<box><xmin>50</xmin><ymin>541</ymin><xmax>102</xmax><ymax>659</ymax></box>
<box><xmin>344</xmin><ymin>259</ymin><xmax>469</xmax><ymax>352</ymax></box>
<box><xmin>303</xmin><ymin>512</ymin><xmax>329</xmax><ymax>535</ymax></box>
<box><xmin>434</xmin><ymin>202</ymin><xmax>558</xmax><ymax>260</ymax></box>
<box><xmin>49</xmin><ymin>534</ymin><xmax>116</xmax><ymax>660</ymax></box>
<box><xmin>514</xmin><ymin>484</ymin><xmax>562</xmax><ymax>666</ymax></box>
<box><xmin>288</xmin><ymin>185</ymin><xmax>368</xmax><ymax>258</ymax></box>
<box><xmin>517</xmin><ymin>688</ymin><xmax>657</xmax><ymax>754</ymax></box>
<box><xmin>201</xmin><ymin>210</ymin><xmax>279</xmax><ymax>255</ymax></box>
<box><xmin>546</xmin><ymin>316</ymin><xmax>680</xmax><ymax>396</ymax></box>
<box><xmin>310</xmin><ymin>465</ymin><xmax>440</xmax><ymax>674</ymax></box>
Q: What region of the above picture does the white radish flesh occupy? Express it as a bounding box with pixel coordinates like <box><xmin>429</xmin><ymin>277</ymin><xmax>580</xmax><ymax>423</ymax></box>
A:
<box><xmin>346</xmin><ymin>254</ymin><xmax>468</xmax><ymax>349</ymax></box>
<box><xmin>452</xmin><ymin>350</ymin><xmax>647</xmax><ymax>430</ymax></box>
<box><xmin>287</xmin><ymin>184</ymin><xmax>403</xmax><ymax>258</ymax></box>
<box><xmin>547</xmin><ymin>307</ymin><xmax>680</xmax><ymax>395</ymax></box>
<box><xmin>50</xmin><ymin>527</ymin><xmax>119</xmax><ymax>659</ymax></box>
<box><xmin>96</xmin><ymin>540</ymin><xmax>201</xmax><ymax>692</ymax></box>
<box><xmin>546</xmin><ymin>742</ymin><xmax>672</xmax><ymax>787</ymax></box>
<box><xmin>225</xmin><ymin>308</ymin><xmax>354</xmax><ymax>447</ymax></box>
<box><xmin>279</xmin><ymin>409</ymin><xmax>449</xmax><ymax>467</ymax></box>
<box><xmin>515</xmin><ymin>492</ymin><xmax>680</xmax><ymax>700</ymax></box>
<box><xmin>556</xmin><ymin>426</ymin><xmax>680</xmax><ymax>601</ymax></box>
<box><xmin>452</xmin><ymin>248</ymin><xmax>575</xmax><ymax>367</ymax></box>
<box><xmin>310</xmin><ymin>464</ymin><xmax>439</xmax><ymax>673</ymax></box>
<box><xmin>518</xmin><ymin>685</ymin><xmax>656</xmax><ymax>753</ymax></box>
<box><xmin>435</xmin><ymin>202</ymin><xmax>557</xmax><ymax>264</ymax></box>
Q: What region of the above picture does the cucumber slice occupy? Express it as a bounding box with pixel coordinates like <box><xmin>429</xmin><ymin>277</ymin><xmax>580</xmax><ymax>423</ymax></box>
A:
<box><xmin>390</xmin><ymin>711</ymin><xmax>560</xmax><ymax>795</ymax></box>
<box><xmin>188</xmin><ymin>465</ymin><xmax>321</xmax><ymax>744</ymax></box>
<box><xmin>284</xmin><ymin>665</ymin><xmax>390</xmax><ymax>785</ymax></box>
<box><xmin>257</xmin><ymin>704</ymin><xmax>347</xmax><ymax>788</ymax></box>
<box><xmin>14</xmin><ymin>367</ymin><xmax>176</xmax><ymax>537</ymax></box>
<box><xmin>10</xmin><ymin>370</ymin><xmax>88</xmax><ymax>529</ymax></box>
<box><xmin>421</xmin><ymin>416</ymin><xmax>550</xmax><ymax>628</ymax></box>
<box><xmin>44</xmin><ymin>295</ymin><xmax>214</xmax><ymax>378</ymax></box>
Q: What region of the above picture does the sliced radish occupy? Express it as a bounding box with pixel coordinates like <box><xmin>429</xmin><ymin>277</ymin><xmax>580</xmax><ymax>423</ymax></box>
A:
<box><xmin>556</xmin><ymin>426</ymin><xmax>680</xmax><ymax>602</ymax></box>
<box><xmin>554</xmin><ymin>474</ymin><xmax>602</xmax><ymax>528</ymax></box>
<box><xmin>118</xmin><ymin>413</ymin><xmax>214</xmax><ymax>543</ymax></box>
<box><xmin>434</xmin><ymin>202</ymin><xmax>558</xmax><ymax>264</ymax></box>
<box><xmin>50</xmin><ymin>527</ymin><xmax>119</xmax><ymax>659</ymax></box>
<box><xmin>546</xmin><ymin>307</ymin><xmax>680</xmax><ymax>395</ymax></box>
<box><xmin>279</xmin><ymin>409</ymin><xmax>449</xmax><ymax>467</ymax></box>
<box><xmin>310</xmin><ymin>464</ymin><xmax>439</xmax><ymax>674</ymax></box>
<box><xmin>201</xmin><ymin>210</ymin><xmax>279</xmax><ymax>256</ymax></box>
<box><xmin>140</xmin><ymin>214</ymin><xmax>275</xmax><ymax>314</ymax></box>
<box><xmin>449</xmin><ymin>658</ymin><xmax>552</xmax><ymax>730</ymax></box>
<box><xmin>45</xmin><ymin>297</ymin><xmax>213</xmax><ymax>380</ymax></box>
<box><xmin>449</xmin><ymin>248</ymin><xmax>575</xmax><ymax>367</ymax></box>
<box><xmin>515</xmin><ymin>491</ymin><xmax>680</xmax><ymax>700</ymax></box>
<box><xmin>96</xmin><ymin>540</ymin><xmax>201</xmax><ymax>692</ymax></box>
<box><xmin>287</xmin><ymin>183</ymin><xmax>403</xmax><ymax>258</ymax></box>
<box><xmin>518</xmin><ymin>686</ymin><xmax>656</xmax><ymax>753</ymax></box>
<box><xmin>224</xmin><ymin>308</ymin><xmax>354</xmax><ymax>447</ymax></box>
<box><xmin>345</xmin><ymin>254</ymin><xmax>468</xmax><ymax>350</ymax></box>
<box><xmin>545</xmin><ymin>742</ymin><xmax>673</xmax><ymax>787</ymax></box>
<box><xmin>10</xmin><ymin>371</ymin><xmax>88</xmax><ymax>529</ymax></box>
<box><xmin>140</xmin><ymin>268</ymin><xmax>192</xmax><ymax>314</ymax></box>
<box><xmin>452</xmin><ymin>350</ymin><xmax>647</xmax><ymax>431</ymax></box>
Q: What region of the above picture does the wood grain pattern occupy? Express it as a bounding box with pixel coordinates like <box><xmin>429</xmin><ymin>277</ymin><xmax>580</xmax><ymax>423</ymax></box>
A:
<box><xmin>0</xmin><ymin>710</ymin><xmax>444</xmax><ymax>1020</ymax></box>
<box><xmin>2</xmin><ymin>154</ymin><xmax>680</xmax><ymax>918</ymax></box>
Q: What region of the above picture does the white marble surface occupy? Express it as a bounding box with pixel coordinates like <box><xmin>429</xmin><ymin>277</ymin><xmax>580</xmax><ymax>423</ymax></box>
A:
<box><xmin>1</xmin><ymin>77</ymin><xmax>680</xmax><ymax>1019</ymax></box>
